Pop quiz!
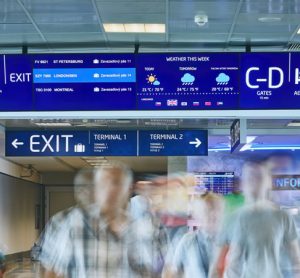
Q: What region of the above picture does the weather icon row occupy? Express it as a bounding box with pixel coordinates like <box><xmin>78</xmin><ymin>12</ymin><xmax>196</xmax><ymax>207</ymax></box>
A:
<box><xmin>146</xmin><ymin>72</ymin><xmax>231</xmax><ymax>86</ymax></box>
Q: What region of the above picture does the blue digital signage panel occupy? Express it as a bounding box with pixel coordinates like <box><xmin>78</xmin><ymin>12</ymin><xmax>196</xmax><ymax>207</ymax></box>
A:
<box><xmin>239</xmin><ymin>53</ymin><xmax>299</xmax><ymax>109</ymax></box>
<box><xmin>6</xmin><ymin>130</ymin><xmax>138</xmax><ymax>156</ymax></box>
<box><xmin>1</xmin><ymin>52</ymin><xmax>300</xmax><ymax>112</ymax></box>
<box><xmin>290</xmin><ymin>53</ymin><xmax>300</xmax><ymax>100</ymax></box>
<box><xmin>137</xmin><ymin>53</ymin><xmax>240</xmax><ymax>110</ymax></box>
<box><xmin>0</xmin><ymin>55</ymin><xmax>33</xmax><ymax>111</ymax></box>
<box><xmin>33</xmin><ymin>54</ymin><xmax>136</xmax><ymax>111</ymax></box>
<box><xmin>139</xmin><ymin>130</ymin><xmax>208</xmax><ymax>156</ymax></box>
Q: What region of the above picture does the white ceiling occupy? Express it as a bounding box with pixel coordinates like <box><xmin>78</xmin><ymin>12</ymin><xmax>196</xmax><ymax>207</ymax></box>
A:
<box><xmin>0</xmin><ymin>0</ymin><xmax>300</xmax><ymax>52</ymax></box>
<box><xmin>6</xmin><ymin>156</ymin><xmax>168</xmax><ymax>173</ymax></box>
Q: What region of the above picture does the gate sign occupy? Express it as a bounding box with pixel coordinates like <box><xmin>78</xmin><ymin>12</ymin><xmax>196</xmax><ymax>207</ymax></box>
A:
<box><xmin>240</xmin><ymin>53</ymin><xmax>297</xmax><ymax>109</ymax></box>
<box><xmin>138</xmin><ymin>130</ymin><xmax>208</xmax><ymax>156</ymax></box>
<box><xmin>5</xmin><ymin>130</ymin><xmax>138</xmax><ymax>156</ymax></box>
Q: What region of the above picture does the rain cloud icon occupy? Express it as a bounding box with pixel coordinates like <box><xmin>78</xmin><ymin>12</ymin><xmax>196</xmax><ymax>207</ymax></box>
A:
<box><xmin>181</xmin><ymin>73</ymin><xmax>195</xmax><ymax>85</ymax></box>
<box><xmin>216</xmin><ymin>73</ymin><xmax>230</xmax><ymax>85</ymax></box>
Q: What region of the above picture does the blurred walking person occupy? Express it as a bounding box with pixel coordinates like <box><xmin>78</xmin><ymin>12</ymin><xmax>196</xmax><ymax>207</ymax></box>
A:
<box><xmin>210</xmin><ymin>161</ymin><xmax>300</xmax><ymax>278</ymax></box>
<box><xmin>40</xmin><ymin>162</ymin><xmax>167</xmax><ymax>278</ymax></box>
<box><xmin>163</xmin><ymin>193</ymin><xmax>224</xmax><ymax>278</ymax></box>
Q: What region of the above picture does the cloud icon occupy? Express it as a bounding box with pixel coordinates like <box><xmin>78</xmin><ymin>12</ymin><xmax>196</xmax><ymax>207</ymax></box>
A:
<box><xmin>181</xmin><ymin>73</ymin><xmax>195</xmax><ymax>84</ymax></box>
<box><xmin>153</xmin><ymin>80</ymin><xmax>160</xmax><ymax>86</ymax></box>
<box><xmin>216</xmin><ymin>73</ymin><xmax>230</xmax><ymax>84</ymax></box>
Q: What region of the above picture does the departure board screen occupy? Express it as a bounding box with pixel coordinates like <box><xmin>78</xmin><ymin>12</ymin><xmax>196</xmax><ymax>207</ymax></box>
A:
<box><xmin>137</xmin><ymin>53</ymin><xmax>240</xmax><ymax>110</ymax></box>
<box><xmin>194</xmin><ymin>172</ymin><xmax>235</xmax><ymax>195</ymax></box>
<box><xmin>33</xmin><ymin>54</ymin><xmax>136</xmax><ymax>110</ymax></box>
<box><xmin>0</xmin><ymin>52</ymin><xmax>299</xmax><ymax>111</ymax></box>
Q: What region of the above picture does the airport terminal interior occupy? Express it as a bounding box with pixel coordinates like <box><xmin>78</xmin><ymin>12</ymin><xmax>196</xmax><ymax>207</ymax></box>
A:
<box><xmin>1</xmin><ymin>1</ymin><xmax>300</xmax><ymax>278</ymax></box>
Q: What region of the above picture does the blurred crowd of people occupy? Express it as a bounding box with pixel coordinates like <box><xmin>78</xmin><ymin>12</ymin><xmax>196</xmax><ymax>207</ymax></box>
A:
<box><xmin>3</xmin><ymin>153</ymin><xmax>300</xmax><ymax>278</ymax></box>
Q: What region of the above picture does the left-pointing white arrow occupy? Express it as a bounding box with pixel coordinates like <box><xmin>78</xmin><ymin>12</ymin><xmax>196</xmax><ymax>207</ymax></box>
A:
<box><xmin>189</xmin><ymin>138</ymin><xmax>202</xmax><ymax>148</ymax></box>
<box><xmin>12</xmin><ymin>139</ymin><xmax>24</xmax><ymax>149</ymax></box>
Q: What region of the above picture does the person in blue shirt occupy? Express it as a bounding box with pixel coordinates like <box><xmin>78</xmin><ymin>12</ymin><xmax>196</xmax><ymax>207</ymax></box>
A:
<box><xmin>163</xmin><ymin>192</ymin><xmax>225</xmax><ymax>278</ymax></box>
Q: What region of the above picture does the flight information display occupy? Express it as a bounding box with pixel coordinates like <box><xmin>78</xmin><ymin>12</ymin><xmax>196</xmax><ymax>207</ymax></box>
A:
<box><xmin>194</xmin><ymin>172</ymin><xmax>235</xmax><ymax>195</ymax></box>
<box><xmin>137</xmin><ymin>53</ymin><xmax>240</xmax><ymax>110</ymax></box>
<box><xmin>0</xmin><ymin>52</ymin><xmax>299</xmax><ymax>111</ymax></box>
<box><xmin>33</xmin><ymin>54</ymin><xmax>136</xmax><ymax>110</ymax></box>
<box><xmin>240</xmin><ymin>53</ymin><xmax>300</xmax><ymax>109</ymax></box>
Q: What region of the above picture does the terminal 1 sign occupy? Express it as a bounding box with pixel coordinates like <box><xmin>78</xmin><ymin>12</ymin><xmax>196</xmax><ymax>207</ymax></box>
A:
<box><xmin>0</xmin><ymin>53</ymin><xmax>300</xmax><ymax>111</ymax></box>
<box><xmin>5</xmin><ymin>130</ymin><xmax>208</xmax><ymax>157</ymax></box>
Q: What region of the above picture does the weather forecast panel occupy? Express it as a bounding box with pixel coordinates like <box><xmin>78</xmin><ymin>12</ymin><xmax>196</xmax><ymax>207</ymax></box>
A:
<box><xmin>32</xmin><ymin>54</ymin><xmax>137</xmax><ymax>111</ymax></box>
<box><xmin>136</xmin><ymin>53</ymin><xmax>240</xmax><ymax>110</ymax></box>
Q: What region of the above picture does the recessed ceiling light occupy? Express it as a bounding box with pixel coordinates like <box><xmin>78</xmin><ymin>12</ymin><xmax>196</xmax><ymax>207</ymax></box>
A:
<box><xmin>124</xmin><ymin>24</ymin><xmax>145</xmax><ymax>33</ymax></box>
<box><xmin>103</xmin><ymin>24</ymin><xmax>125</xmax><ymax>32</ymax></box>
<box><xmin>258</xmin><ymin>16</ymin><xmax>282</xmax><ymax>23</ymax></box>
<box><xmin>298</xmin><ymin>28</ymin><xmax>300</xmax><ymax>34</ymax></box>
<box><xmin>103</xmin><ymin>23</ymin><xmax>165</xmax><ymax>33</ymax></box>
<box><xmin>145</xmin><ymin>24</ymin><xmax>166</xmax><ymax>33</ymax></box>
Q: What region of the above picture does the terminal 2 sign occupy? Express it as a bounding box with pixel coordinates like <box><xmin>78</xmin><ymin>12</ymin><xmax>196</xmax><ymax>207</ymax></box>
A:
<box><xmin>0</xmin><ymin>53</ymin><xmax>300</xmax><ymax>111</ymax></box>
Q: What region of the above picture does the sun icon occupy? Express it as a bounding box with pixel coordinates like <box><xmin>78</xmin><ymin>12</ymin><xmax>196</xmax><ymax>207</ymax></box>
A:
<box><xmin>146</xmin><ymin>74</ymin><xmax>156</xmax><ymax>84</ymax></box>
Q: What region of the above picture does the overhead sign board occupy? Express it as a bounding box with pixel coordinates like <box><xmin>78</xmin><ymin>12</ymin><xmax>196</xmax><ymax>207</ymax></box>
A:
<box><xmin>138</xmin><ymin>130</ymin><xmax>208</xmax><ymax>156</ymax></box>
<box><xmin>6</xmin><ymin>130</ymin><xmax>208</xmax><ymax>157</ymax></box>
<box><xmin>6</xmin><ymin>130</ymin><xmax>138</xmax><ymax>156</ymax></box>
<box><xmin>32</xmin><ymin>54</ymin><xmax>137</xmax><ymax>111</ymax></box>
<box><xmin>137</xmin><ymin>53</ymin><xmax>240</xmax><ymax>110</ymax></box>
<box><xmin>0</xmin><ymin>53</ymin><xmax>300</xmax><ymax>111</ymax></box>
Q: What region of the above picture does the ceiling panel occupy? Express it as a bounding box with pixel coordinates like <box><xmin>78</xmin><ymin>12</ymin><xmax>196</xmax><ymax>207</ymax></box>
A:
<box><xmin>6</xmin><ymin>157</ymin><xmax>76</xmax><ymax>172</ymax></box>
<box><xmin>23</xmin><ymin>0</ymin><xmax>96</xmax><ymax>14</ymax></box>
<box><xmin>33</xmin><ymin>13</ymin><xmax>98</xmax><ymax>24</ymax></box>
<box><xmin>0</xmin><ymin>0</ymin><xmax>298</xmax><ymax>50</ymax></box>
<box><xmin>44</xmin><ymin>33</ymin><xmax>105</xmax><ymax>43</ymax></box>
<box><xmin>0</xmin><ymin>23</ymin><xmax>38</xmax><ymax>34</ymax></box>
<box><xmin>96</xmin><ymin>0</ymin><xmax>165</xmax><ymax>24</ymax></box>
<box><xmin>0</xmin><ymin>33</ymin><xmax>43</xmax><ymax>44</ymax></box>
<box><xmin>38</xmin><ymin>23</ymin><xmax>101</xmax><ymax>34</ymax></box>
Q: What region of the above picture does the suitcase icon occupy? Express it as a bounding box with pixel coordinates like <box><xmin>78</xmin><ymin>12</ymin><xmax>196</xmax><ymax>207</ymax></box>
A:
<box><xmin>74</xmin><ymin>143</ymin><xmax>85</xmax><ymax>153</ymax></box>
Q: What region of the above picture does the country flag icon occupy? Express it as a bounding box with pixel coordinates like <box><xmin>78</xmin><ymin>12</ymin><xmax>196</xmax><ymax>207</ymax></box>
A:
<box><xmin>193</xmin><ymin>101</ymin><xmax>200</xmax><ymax>106</ymax></box>
<box><xmin>181</xmin><ymin>102</ymin><xmax>188</xmax><ymax>106</ymax></box>
<box><xmin>167</xmin><ymin>99</ymin><xmax>178</xmax><ymax>106</ymax></box>
<box><xmin>205</xmin><ymin>101</ymin><xmax>212</xmax><ymax>106</ymax></box>
<box><xmin>155</xmin><ymin>102</ymin><xmax>162</xmax><ymax>106</ymax></box>
<box><xmin>217</xmin><ymin>101</ymin><xmax>223</xmax><ymax>106</ymax></box>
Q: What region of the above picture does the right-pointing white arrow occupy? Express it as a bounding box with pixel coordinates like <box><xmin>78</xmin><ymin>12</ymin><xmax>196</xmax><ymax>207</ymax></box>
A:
<box><xmin>12</xmin><ymin>139</ymin><xmax>24</xmax><ymax>149</ymax></box>
<box><xmin>189</xmin><ymin>138</ymin><xmax>202</xmax><ymax>148</ymax></box>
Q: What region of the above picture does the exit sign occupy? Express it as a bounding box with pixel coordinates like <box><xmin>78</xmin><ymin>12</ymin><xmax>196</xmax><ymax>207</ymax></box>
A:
<box><xmin>5</xmin><ymin>130</ymin><xmax>138</xmax><ymax>156</ymax></box>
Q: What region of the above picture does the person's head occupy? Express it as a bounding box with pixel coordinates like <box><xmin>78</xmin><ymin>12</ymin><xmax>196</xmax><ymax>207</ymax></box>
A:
<box><xmin>74</xmin><ymin>162</ymin><xmax>133</xmax><ymax>215</ymax></box>
<box><xmin>265</xmin><ymin>152</ymin><xmax>297</xmax><ymax>174</ymax></box>
<box><xmin>241</xmin><ymin>160</ymin><xmax>271</xmax><ymax>203</ymax></box>
<box><xmin>161</xmin><ymin>172</ymin><xmax>196</xmax><ymax>216</ymax></box>
<box><xmin>191</xmin><ymin>193</ymin><xmax>224</xmax><ymax>235</ymax></box>
<box><xmin>93</xmin><ymin>161</ymin><xmax>133</xmax><ymax>214</ymax></box>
